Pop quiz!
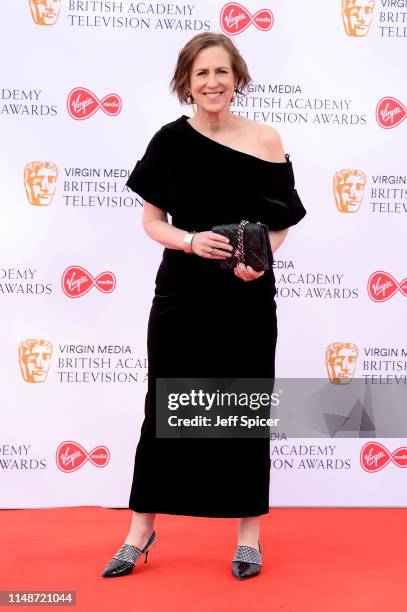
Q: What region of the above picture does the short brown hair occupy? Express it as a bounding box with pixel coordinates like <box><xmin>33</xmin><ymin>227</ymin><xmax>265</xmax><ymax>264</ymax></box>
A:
<box><xmin>170</xmin><ymin>33</ymin><xmax>251</xmax><ymax>104</ymax></box>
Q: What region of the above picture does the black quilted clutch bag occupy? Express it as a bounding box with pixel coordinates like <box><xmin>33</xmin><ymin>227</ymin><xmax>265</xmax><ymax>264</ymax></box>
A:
<box><xmin>211</xmin><ymin>220</ymin><xmax>273</xmax><ymax>272</ymax></box>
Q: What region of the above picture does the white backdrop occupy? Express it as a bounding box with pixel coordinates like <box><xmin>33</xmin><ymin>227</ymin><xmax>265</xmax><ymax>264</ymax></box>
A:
<box><xmin>1</xmin><ymin>0</ymin><xmax>406</xmax><ymax>508</ymax></box>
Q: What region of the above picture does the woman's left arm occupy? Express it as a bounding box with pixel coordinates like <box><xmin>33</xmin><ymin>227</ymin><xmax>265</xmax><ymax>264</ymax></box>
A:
<box><xmin>235</xmin><ymin>126</ymin><xmax>289</xmax><ymax>282</ymax></box>
<box><xmin>263</xmin><ymin>127</ymin><xmax>290</xmax><ymax>253</ymax></box>
<box><xmin>269</xmin><ymin>228</ymin><xmax>289</xmax><ymax>252</ymax></box>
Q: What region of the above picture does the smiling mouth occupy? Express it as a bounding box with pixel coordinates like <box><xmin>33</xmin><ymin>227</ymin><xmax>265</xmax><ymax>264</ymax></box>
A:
<box><xmin>203</xmin><ymin>92</ymin><xmax>224</xmax><ymax>97</ymax></box>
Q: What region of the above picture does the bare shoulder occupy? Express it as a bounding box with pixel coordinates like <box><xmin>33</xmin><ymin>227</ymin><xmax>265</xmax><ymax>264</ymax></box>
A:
<box><xmin>257</xmin><ymin>123</ymin><xmax>282</xmax><ymax>144</ymax></box>
<box><xmin>257</xmin><ymin>124</ymin><xmax>286</xmax><ymax>162</ymax></box>
<box><xmin>234</xmin><ymin>117</ymin><xmax>287</xmax><ymax>163</ymax></box>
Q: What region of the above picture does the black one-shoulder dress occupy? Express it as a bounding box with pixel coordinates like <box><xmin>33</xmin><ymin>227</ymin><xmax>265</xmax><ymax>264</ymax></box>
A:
<box><xmin>126</xmin><ymin>115</ymin><xmax>306</xmax><ymax>517</ymax></box>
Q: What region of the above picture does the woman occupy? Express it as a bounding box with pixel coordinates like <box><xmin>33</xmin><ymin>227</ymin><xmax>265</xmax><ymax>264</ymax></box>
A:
<box><xmin>102</xmin><ymin>32</ymin><xmax>306</xmax><ymax>581</ymax></box>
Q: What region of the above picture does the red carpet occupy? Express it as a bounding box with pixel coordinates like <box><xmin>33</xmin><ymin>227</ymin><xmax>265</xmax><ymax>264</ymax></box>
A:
<box><xmin>1</xmin><ymin>507</ymin><xmax>406</xmax><ymax>611</ymax></box>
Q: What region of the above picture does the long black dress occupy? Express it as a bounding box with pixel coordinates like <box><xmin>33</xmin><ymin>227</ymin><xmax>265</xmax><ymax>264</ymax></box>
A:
<box><xmin>126</xmin><ymin>115</ymin><xmax>306</xmax><ymax>518</ymax></box>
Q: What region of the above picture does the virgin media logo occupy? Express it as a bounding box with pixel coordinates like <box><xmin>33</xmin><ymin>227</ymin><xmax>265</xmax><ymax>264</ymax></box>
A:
<box><xmin>375</xmin><ymin>97</ymin><xmax>406</xmax><ymax>129</ymax></box>
<box><xmin>360</xmin><ymin>442</ymin><xmax>407</xmax><ymax>473</ymax></box>
<box><xmin>367</xmin><ymin>271</ymin><xmax>407</xmax><ymax>302</ymax></box>
<box><xmin>220</xmin><ymin>3</ymin><xmax>273</xmax><ymax>35</ymax></box>
<box><xmin>56</xmin><ymin>441</ymin><xmax>110</xmax><ymax>473</ymax></box>
<box><xmin>67</xmin><ymin>87</ymin><xmax>122</xmax><ymax>120</ymax></box>
<box><xmin>61</xmin><ymin>266</ymin><xmax>116</xmax><ymax>298</ymax></box>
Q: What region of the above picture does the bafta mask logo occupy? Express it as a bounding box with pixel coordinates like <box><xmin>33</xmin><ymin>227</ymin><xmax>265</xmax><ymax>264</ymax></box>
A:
<box><xmin>24</xmin><ymin>161</ymin><xmax>58</xmax><ymax>206</ymax></box>
<box><xmin>341</xmin><ymin>0</ymin><xmax>375</xmax><ymax>36</ymax></box>
<box><xmin>325</xmin><ymin>342</ymin><xmax>358</xmax><ymax>384</ymax></box>
<box><xmin>333</xmin><ymin>169</ymin><xmax>367</xmax><ymax>213</ymax></box>
<box><xmin>28</xmin><ymin>0</ymin><xmax>61</xmax><ymax>26</ymax></box>
<box><xmin>19</xmin><ymin>339</ymin><xmax>53</xmax><ymax>383</ymax></box>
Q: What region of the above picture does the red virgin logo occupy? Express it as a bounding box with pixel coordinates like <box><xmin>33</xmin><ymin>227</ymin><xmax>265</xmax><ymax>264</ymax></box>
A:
<box><xmin>375</xmin><ymin>97</ymin><xmax>406</xmax><ymax>129</ymax></box>
<box><xmin>367</xmin><ymin>271</ymin><xmax>407</xmax><ymax>302</ymax></box>
<box><xmin>56</xmin><ymin>441</ymin><xmax>110</xmax><ymax>473</ymax></box>
<box><xmin>220</xmin><ymin>3</ymin><xmax>274</xmax><ymax>35</ymax></box>
<box><xmin>61</xmin><ymin>266</ymin><xmax>116</xmax><ymax>298</ymax></box>
<box><xmin>67</xmin><ymin>87</ymin><xmax>122</xmax><ymax>120</ymax></box>
<box><xmin>360</xmin><ymin>442</ymin><xmax>407</xmax><ymax>472</ymax></box>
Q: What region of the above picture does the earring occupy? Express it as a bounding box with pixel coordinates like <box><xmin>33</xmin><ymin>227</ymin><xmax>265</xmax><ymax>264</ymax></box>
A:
<box><xmin>187</xmin><ymin>92</ymin><xmax>195</xmax><ymax>104</ymax></box>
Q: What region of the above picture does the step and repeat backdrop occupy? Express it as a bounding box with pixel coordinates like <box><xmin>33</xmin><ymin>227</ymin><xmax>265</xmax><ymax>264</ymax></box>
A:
<box><xmin>1</xmin><ymin>1</ymin><xmax>406</xmax><ymax>508</ymax></box>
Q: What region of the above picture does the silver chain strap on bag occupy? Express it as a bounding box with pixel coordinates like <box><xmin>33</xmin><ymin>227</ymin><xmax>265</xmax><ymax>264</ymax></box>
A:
<box><xmin>211</xmin><ymin>219</ymin><xmax>273</xmax><ymax>272</ymax></box>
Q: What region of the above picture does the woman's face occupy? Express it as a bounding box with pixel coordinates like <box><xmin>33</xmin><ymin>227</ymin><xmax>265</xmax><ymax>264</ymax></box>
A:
<box><xmin>189</xmin><ymin>45</ymin><xmax>236</xmax><ymax>113</ymax></box>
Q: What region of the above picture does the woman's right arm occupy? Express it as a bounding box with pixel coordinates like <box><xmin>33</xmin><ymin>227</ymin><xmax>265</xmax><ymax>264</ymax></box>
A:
<box><xmin>142</xmin><ymin>201</ymin><xmax>232</xmax><ymax>259</ymax></box>
<box><xmin>142</xmin><ymin>201</ymin><xmax>188</xmax><ymax>250</ymax></box>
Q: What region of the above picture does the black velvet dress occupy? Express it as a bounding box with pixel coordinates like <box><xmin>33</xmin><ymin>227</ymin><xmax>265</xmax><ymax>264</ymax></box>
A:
<box><xmin>126</xmin><ymin>115</ymin><xmax>306</xmax><ymax>517</ymax></box>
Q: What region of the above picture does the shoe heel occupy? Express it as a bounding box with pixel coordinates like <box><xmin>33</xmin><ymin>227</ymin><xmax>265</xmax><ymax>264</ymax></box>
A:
<box><xmin>102</xmin><ymin>530</ymin><xmax>156</xmax><ymax>578</ymax></box>
<box><xmin>141</xmin><ymin>530</ymin><xmax>156</xmax><ymax>563</ymax></box>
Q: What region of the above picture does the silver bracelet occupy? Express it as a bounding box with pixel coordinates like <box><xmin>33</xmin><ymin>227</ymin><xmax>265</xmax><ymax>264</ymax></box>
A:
<box><xmin>183</xmin><ymin>232</ymin><xmax>196</xmax><ymax>254</ymax></box>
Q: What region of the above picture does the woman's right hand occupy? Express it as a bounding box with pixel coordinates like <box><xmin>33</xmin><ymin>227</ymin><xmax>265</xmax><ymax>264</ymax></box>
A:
<box><xmin>191</xmin><ymin>231</ymin><xmax>234</xmax><ymax>260</ymax></box>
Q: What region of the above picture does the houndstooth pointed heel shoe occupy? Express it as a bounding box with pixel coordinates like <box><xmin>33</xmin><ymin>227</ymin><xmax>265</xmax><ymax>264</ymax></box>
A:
<box><xmin>231</xmin><ymin>541</ymin><xmax>262</xmax><ymax>580</ymax></box>
<box><xmin>102</xmin><ymin>531</ymin><xmax>156</xmax><ymax>578</ymax></box>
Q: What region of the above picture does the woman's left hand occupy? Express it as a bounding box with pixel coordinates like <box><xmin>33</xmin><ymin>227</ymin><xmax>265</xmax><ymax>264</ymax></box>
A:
<box><xmin>234</xmin><ymin>263</ymin><xmax>265</xmax><ymax>282</ymax></box>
